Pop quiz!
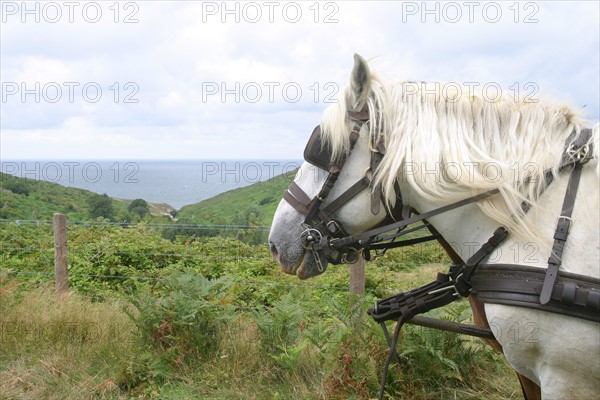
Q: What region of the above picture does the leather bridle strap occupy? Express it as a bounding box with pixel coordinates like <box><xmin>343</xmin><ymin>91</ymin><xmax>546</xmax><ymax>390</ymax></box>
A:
<box><xmin>303</xmin><ymin>128</ymin><xmax>362</xmax><ymax>225</ymax></box>
<box><xmin>330</xmin><ymin>188</ymin><xmax>501</xmax><ymax>250</ymax></box>
<box><xmin>539</xmin><ymin>128</ymin><xmax>592</xmax><ymax>304</ymax></box>
<box><xmin>283</xmin><ymin>181</ymin><xmax>311</xmax><ymax>215</ymax></box>
<box><xmin>540</xmin><ymin>161</ymin><xmax>585</xmax><ymax>304</ymax></box>
<box><xmin>321</xmin><ymin>176</ymin><xmax>371</xmax><ymax>216</ymax></box>
<box><xmin>284</xmin><ymin>176</ymin><xmax>374</xmax><ymax>227</ymax></box>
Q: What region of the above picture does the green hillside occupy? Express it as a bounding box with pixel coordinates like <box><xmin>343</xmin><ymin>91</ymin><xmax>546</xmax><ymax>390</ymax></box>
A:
<box><xmin>0</xmin><ymin>172</ymin><xmax>173</xmax><ymax>222</ymax></box>
<box><xmin>0</xmin><ymin>167</ymin><xmax>296</xmax><ymax>225</ymax></box>
<box><xmin>176</xmin><ymin>169</ymin><xmax>296</xmax><ymax>225</ymax></box>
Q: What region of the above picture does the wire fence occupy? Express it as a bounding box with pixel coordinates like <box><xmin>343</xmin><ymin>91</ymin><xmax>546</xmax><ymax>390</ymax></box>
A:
<box><xmin>1</xmin><ymin>217</ymin><xmax>436</xmax><ymax>302</ymax></box>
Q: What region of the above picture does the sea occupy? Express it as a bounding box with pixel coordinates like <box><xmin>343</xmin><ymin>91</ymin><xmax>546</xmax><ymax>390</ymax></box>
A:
<box><xmin>1</xmin><ymin>160</ymin><xmax>302</xmax><ymax>210</ymax></box>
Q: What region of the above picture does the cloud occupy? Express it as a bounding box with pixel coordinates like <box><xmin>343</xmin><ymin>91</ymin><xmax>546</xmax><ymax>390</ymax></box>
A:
<box><xmin>1</xmin><ymin>1</ymin><xmax>598</xmax><ymax>160</ymax></box>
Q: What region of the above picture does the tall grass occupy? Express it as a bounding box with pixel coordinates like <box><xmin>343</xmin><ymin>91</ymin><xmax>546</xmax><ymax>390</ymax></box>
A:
<box><xmin>0</xmin><ymin>287</ymin><xmax>136</xmax><ymax>399</ymax></box>
<box><xmin>0</xmin><ymin>271</ymin><xmax>520</xmax><ymax>399</ymax></box>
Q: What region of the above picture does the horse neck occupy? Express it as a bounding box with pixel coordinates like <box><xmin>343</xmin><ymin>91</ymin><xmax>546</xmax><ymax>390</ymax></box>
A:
<box><xmin>402</xmin><ymin>166</ymin><xmax>600</xmax><ymax>277</ymax></box>
<box><xmin>412</xmin><ymin>197</ymin><xmax>536</xmax><ymax>267</ymax></box>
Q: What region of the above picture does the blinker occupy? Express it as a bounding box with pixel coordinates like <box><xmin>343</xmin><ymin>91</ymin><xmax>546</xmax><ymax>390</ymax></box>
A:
<box><xmin>303</xmin><ymin>125</ymin><xmax>333</xmax><ymax>170</ymax></box>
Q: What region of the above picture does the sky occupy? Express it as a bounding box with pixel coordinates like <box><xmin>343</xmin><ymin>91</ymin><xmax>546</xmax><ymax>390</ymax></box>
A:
<box><xmin>1</xmin><ymin>0</ymin><xmax>599</xmax><ymax>160</ymax></box>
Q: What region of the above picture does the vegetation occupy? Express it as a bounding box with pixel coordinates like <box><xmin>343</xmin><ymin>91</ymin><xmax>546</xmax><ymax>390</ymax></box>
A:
<box><xmin>0</xmin><ymin>221</ymin><xmax>520</xmax><ymax>399</ymax></box>
<box><xmin>88</xmin><ymin>193</ymin><xmax>115</xmax><ymax>219</ymax></box>
<box><xmin>0</xmin><ymin>172</ymin><xmax>173</xmax><ymax>223</ymax></box>
<box><xmin>176</xmin><ymin>169</ymin><xmax>296</xmax><ymax>225</ymax></box>
<box><xmin>1</xmin><ymin>166</ymin><xmax>292</xmax><ymax>229</ymax></box>
<box><xmin>0</xmin><ymin>170</ymin><xmax>521</xmax><ymax>399</ymax></box>
<box><xmin>129</xmin><ymin>199</ymin><xmax>150</xmax><ymax>218</ymax></box>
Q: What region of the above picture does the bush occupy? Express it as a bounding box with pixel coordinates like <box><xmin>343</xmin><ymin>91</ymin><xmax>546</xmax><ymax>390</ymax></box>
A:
<box><xmin>0</xmin><ymin>222</ymin><xmax>518</xmax><ymax>398</ymax></box>
<box><xmin>252</xmin><ymin>292</ymin><xmax>308</xmax><ymax>365</ymax></box>
<box><xmin>87</xmin><ymin>193</ymin><xmax>114</xmax><ymax>219</ymax></box>
<box><xmin>3</xmin><ymin>180</ymin><xmax>30</xmax><ymax>196</ymax></box>
<box><xmin>125</xmin><ymin>270</ymin><xmax>233</xmax><ymax>365</ymax></box>
<box><xmin>128</xmin><ymin>199</ymin><xmax>149</xmax><ymax>218</ymax></box>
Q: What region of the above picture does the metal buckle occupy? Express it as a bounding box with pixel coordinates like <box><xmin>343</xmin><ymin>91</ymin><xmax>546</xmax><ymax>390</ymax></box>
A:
<box><xmin>557</xmin><ymin>216</ymin><xmax>573</xmax><ymax>234</ymax></box>
<box><xmin>567</xmin><ymin>143</ymin><xmax>590</xmax><ymax>163</ymax></box>
<box><xmin>326</xmin><ymin>220</ymin><xmax>344</xmax><ymax>235</ymax></box>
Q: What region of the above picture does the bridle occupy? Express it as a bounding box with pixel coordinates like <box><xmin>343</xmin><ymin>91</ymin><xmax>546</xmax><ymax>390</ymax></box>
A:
<box><xmin>283</xmin><ymin>105</ymin><xmax>444</xmax><ymax>270</ymax></box>
<box><xmin>282</xmin><ymin>104</ymin><xmax>510</xmax><ymax>269</ymax></box>
<box><xmin>283</xmin><ymin>105</ymin><xmax>595</xmax><ymax>274</ymax></box>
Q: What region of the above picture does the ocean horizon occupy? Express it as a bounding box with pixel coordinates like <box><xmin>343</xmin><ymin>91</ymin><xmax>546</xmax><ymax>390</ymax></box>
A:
<box><xmin>1</xmin><ymin>160</ymin><xmax>302</xmax><ymax>210</ymax></box>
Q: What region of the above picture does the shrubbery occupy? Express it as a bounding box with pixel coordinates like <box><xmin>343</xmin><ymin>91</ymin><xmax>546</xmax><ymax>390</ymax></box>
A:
<box><xmin>87</xmin><ymin>193</ymin><xmax>114</xmax><ymax>219</ymax></box>
<box><xmin>4</xmin><ymin>180</ymin><xmax>31</xmax><ymax>196</ymax></box>
<box><xmin>0</xmin><ymin>222</ymin><xmax>516</xmax><ymax>398</ymax></box>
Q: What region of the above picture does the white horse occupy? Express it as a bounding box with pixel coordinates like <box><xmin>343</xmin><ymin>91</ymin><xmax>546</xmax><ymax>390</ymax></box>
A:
<box><xmin>268</xmin><ymin>54</ymin><xmax>599</xmax><ymax>399</ymax></box>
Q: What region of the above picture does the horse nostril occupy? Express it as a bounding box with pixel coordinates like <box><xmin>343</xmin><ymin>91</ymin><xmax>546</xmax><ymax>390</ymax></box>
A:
<box><xmin>269</xmin><ymin>242</ymin><xmax>279</xmax><ymax>257</ymax></box>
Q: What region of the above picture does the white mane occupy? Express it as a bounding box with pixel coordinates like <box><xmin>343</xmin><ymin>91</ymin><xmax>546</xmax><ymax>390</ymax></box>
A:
<box><xmin>321</xmin><ymin>73</ymin><xmax>599</xmax><ymax>243</ymax></box>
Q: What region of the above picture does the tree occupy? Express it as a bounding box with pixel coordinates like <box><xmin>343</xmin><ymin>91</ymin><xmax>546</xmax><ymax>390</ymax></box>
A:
<box><xmin>4</xmin><ymin>180</ymin><xmax>30</xmax><ymax>196</ymax></box>
<box><xmin>88</xmin><ymin>193</ymin><xmax>114</xmax><ymax>219</ymax></box>
<box><xmin>128</xmin><ymin>198</ymin><xmax>150</xmax><ymax>218</ymax></box>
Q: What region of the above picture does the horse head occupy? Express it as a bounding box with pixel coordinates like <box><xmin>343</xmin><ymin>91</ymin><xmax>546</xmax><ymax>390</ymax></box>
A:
<box><xmin>268</xmin><ymin>54</ymin><xmax>392</xmax><ymax>279</ymax></box>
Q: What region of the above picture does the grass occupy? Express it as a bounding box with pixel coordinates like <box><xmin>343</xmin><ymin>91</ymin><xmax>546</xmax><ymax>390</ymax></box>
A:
<box><xmin>0</xmin><ymin>281</ymin><xmax>521</xmax><ymax>399</ymax></box>
<box><xmin>0</xmin><ymin>219</ymin><xmax>520</xmax><ymax>399</ymax></box>
<box><xmin>0</xmin><ymin>287</ymin><xmax>136</xmax><ymax>400</ymax></box>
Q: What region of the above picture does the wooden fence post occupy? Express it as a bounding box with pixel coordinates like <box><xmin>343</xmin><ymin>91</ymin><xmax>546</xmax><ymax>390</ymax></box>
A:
<box><xmin>53</xmin><ymin>213</ymin><xmax>69</xmax><ymax>296</ymax></box>
<box><xmin>349</xmin><ymin>256</ymin><xmax>366</xmax><ymax>326</ymax></box>
<box><xmin>349</xmin><ymin>255</ymin><xmax>365</xmax><ymax>295</ymax></box>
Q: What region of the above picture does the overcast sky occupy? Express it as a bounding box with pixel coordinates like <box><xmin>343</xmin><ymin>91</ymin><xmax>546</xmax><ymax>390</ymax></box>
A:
<box><xmin>1</xmin><ymin>0</ymin><xmax>598</xmax><ymax>160</ymax></box>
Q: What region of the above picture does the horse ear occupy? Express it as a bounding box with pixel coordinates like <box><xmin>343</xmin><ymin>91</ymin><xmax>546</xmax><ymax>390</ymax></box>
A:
<box><xmin>349</xmin><ymin>53</ymin><xmax>371</xmax><ymax>111</ymax></box>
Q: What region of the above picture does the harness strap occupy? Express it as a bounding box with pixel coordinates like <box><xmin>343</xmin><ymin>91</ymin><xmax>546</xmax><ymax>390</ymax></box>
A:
<box><xmin>285</xmin><ymin>181</ymin><xmax>333</xmax><ymax>224</ymax></box>
<box><xmin>367</xmin><ymin>234</ymin><xmax>441</xmax><ymax>250</ymax></box>
<box><xmin>331</xmin><ymin>188</ymin><xmax>500</xmax><ymax>249</ymax></box>
<box><xmin>322</xmin><ymin>176</ymin><xmax>371</xmax><ymax>216</ymax></box>
<box><xmin>362</xmin><ymin>222</ymin><xmax>440</xmax><ymax>261</ymax></box>
<box><xmin>543</xmin><ymin>128</ymin><xmax>595</xmax><ymax>188</ymax></box>
<box><xmin>472</xmin><ymin>264</ymin><xmax>600</xmax><ymax>322</ymax></box>
<box><xmin>540</xmin><ymin>161</ymin><xmax>585</xmax><ymax>304</ymax></box>
<box><xmin>303</xmin><ymin>128</ymin><xmax>362</xmax><ymax>224</ymax></box>
<box><xmin>454</xmin><ymin>227</ymin><xmax>509</xmax><ymax>295</ymax></box>
<box><xmin>370</xmin><ymin>144</ymin><xmax>385</xmax><ymax>215</ymax></box>
<box><xmin>285</xmin><ymin>175</ymin><xmax>375</xmax><ymax>226</ymax></box>
<box><xmin>347</xmin><ymin>108</ymin><xmax>370</xmax><ymax>122</ymax></box>
<box><xmin>283</xmin><ymin>181</ymin><xmax>311</xmax><ymax>215</ymax></box>
<box><xmin>369</xmin><ymin>227</ymin><xmax>507</xmax><ymax>322</ymax></box>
